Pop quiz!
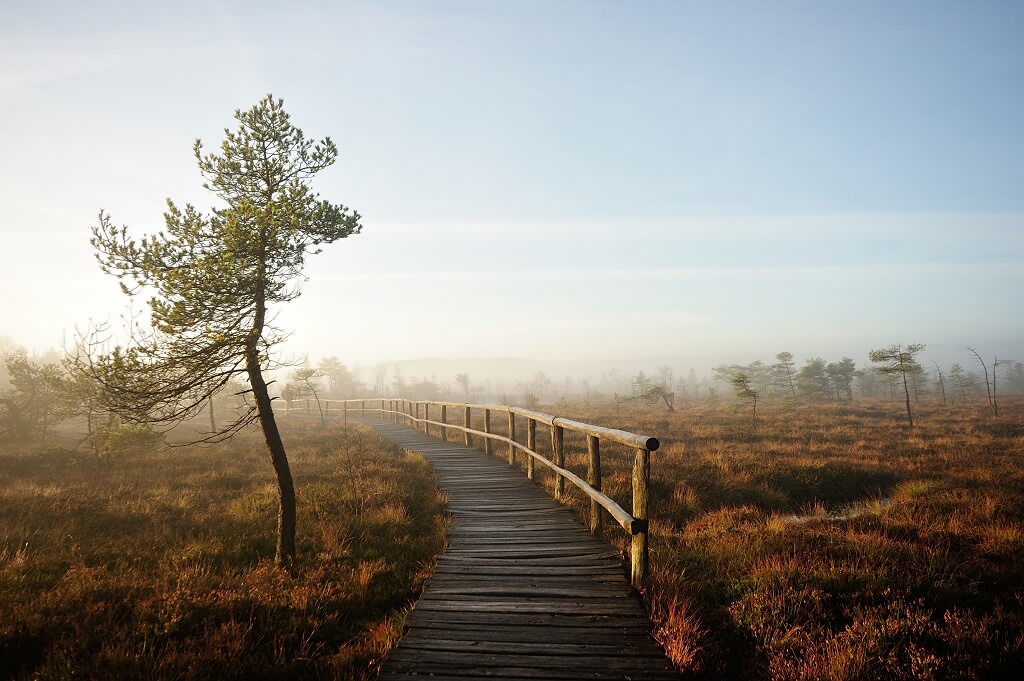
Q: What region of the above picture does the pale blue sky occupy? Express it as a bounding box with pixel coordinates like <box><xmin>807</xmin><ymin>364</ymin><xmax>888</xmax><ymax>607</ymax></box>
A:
<box><xmin>1</xmin><ymin>1</ymin><xmax>1022</xmax><ymax>371</ymax></box>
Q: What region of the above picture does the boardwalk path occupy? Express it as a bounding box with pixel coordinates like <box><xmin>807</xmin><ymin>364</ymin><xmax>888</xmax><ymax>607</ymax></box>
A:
<box><xmin>362</xmin><ymin>418</ymin><xmax>679</xmax><ymax>680</ymax></box>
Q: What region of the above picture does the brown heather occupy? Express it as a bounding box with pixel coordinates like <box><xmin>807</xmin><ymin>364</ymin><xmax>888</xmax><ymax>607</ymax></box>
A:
<box><xmin>533</xmin><ymin>397</ymin><xmax>1024</xmax><ymax>679</ymax></box>
<box><xmin>5</xmin><ymin>398</ymin><xmax>1022</xmax><ymax>680</ymax></box>
<box><xmin>0</xmin><ymin>419</ymin><xmax>447</xmax><ymax>680</ymax></box>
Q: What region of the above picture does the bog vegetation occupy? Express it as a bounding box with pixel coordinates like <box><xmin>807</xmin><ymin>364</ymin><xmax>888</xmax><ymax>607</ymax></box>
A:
<box><xmin>351</xmin><ymin>347</ymin><xmax>1022</xmax><ymax>680</ymax></box>
<box><xmin>0</xmin><ymin>413</ymin><xmax>446</xmax><ymax>680</ymax></box>
<box><xmin>578</xmin><ymin>398</ymin><xmax>1023</xmax><ymax>679</ymax></box>
<box><xmin>3</xmin><ymin>336</ymin><xmax>1022</xmax><ymax>679</ymax></box>
<box><xmin>2</xmin><ymin>337</ymin><xmax>1024</xmax><ymax>675</ymax></box>
<box><xmin>474</xmin><ymin>355</ymin><xmax>1022</xmax><ymax>680</ymax></box>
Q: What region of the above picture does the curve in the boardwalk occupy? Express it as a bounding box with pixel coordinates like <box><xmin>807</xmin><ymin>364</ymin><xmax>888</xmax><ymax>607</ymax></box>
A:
<box><xmin>362</xmin><ymin>418</ymin><xmax>679</xmax><ymax>680</ymax></box>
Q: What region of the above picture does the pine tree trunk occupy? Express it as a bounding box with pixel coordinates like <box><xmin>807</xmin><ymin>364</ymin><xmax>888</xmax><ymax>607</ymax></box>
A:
<box><xmin>901</xmin><ymin>369</ymin><xmax>914</xmax><ymax>428</ymax></box>
<box><xmin>247</xmin><ymin>344</ymin><xmax>297</xmax><ymax>568</ymax></box>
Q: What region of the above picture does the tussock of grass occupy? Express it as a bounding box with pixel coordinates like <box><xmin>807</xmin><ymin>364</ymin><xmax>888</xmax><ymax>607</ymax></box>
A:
<box><xmin>0</xmin><ymin>420</ymin><xmax>447</xmax><ymax>680</ymax></box>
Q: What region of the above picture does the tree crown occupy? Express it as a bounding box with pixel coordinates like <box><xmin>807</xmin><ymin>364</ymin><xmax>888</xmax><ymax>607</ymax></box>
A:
<box><xmin>87</xmin><ymin>95</ymin><xmax>362</xmax><ymax>429</ymax></box>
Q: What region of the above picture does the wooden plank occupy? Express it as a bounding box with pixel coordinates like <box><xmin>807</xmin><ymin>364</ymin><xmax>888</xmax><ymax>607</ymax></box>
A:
<box><xmin>427</xmin><ymin>565</ymin><xmax>626</xmax><ymax>578</ymax></box>
<box><xmin>402</xmin><ymin>609</ymin><xmax>656</xmax><ymax>628</ymax></box>
<box><xmin>394</xmin><ymin>638</ymin><xmax>670</xmax><ymax>658</ymax></box>
<box><xmin>385</xmin><ymin>648</ymin><xmax>673</xmax><ymax>670</ymax></box>
<box><xmin>380</xmin><ymin>659</ymin><xmax>675</xmax><ymax>675</ymax></box>
<box><xmin>419</xmin><ymin>585</ymin><xmax>636</xmax><ymax>599</ymax></box>
<box><xmin>383</xmin><ymin>655</ymin><xmax>678</xmax><ymax>678</ymax></box>
<box><xmin>401</xmin><ymin>621</ymin><xmax>655</xmax><ymax>639</ymax></box>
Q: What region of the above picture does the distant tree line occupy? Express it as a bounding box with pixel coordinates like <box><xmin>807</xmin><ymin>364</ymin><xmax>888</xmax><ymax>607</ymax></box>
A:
<box><xmin>4</xmin><ymin>342</ymin><xmax>1020</xmax><ymax>448</ymax></box>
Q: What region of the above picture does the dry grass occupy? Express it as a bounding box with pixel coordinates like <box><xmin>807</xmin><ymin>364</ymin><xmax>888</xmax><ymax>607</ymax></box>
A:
<box><xmin>0</xmin><ymin>418</ymin><xmax>447</xmax><ymax>680</ymax></box>
<box><xmin>475</xmin><ymin>397</ymin><xmax>1024</xmax><ymax>679</ymax></box>
<box><xmin>641</xmin><ymin>399</ymin><xmax>1023</xmax><ymax>679</ymax></box>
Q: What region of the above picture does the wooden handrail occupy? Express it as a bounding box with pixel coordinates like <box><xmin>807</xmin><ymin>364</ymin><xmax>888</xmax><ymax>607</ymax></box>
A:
<box><xmin>320</xmin><ymin>397</ymin><xmax>658</xmax><ymax>589</ymax></box>
<box><xmin>356</xmin><ymin>400</ymin><xmax>660</xmax><ymax>452</ymax></box>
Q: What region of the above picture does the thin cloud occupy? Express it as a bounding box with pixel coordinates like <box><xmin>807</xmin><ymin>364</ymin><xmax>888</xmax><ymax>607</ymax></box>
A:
<box><xmin>0</xmin><ymin>48</ymin><xmax>119</xmax><ymax>90</ymax></box>
<box><xmin>312</xmin><ymin>262</ymin><xmax>1021</xmax><ymax>284</ymax></box>
<box><xmin>371</xmin><ymin>212</ymin><xmax>1024</xmax><ymax>242</ymax></box>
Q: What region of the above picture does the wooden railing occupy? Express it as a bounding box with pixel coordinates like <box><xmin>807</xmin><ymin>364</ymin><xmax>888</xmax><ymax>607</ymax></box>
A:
<box><xmin>311</xmin><ymin>397</ymin><xmax>660</xmax><ymax>589</ymax></box>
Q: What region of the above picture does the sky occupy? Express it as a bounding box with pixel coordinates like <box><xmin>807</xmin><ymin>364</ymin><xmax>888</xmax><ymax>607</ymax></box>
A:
<box><xmin>1</xmin><ymin>0</ymin><xmax>1022</xmax><ymax>376</ymax></box>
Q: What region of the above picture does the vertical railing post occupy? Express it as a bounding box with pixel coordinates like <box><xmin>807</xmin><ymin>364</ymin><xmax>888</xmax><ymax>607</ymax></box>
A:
<box><xmin>440</xmin><ymin>404</ymin><xmax>447</xmax><ymax>441</ymax></box>
<box><xmin>360</xmin><ymin>400</ymin><xmax>365</xmax><ymax>416</ymax></box>
<box><xmin>526</xmin><ymin>418</ymin><xmax>536</xmax><ymax>480</ymax></box>
<box><xmin>415</xmin><ymin>402</ymin><xmax>421</xmax><ymax>430</ymax></box>
<box><xmin>381</xmin><ymin>399</ymin><xmax>386</xmax><ymax>421</ymax></box>
<box><xmin>407</xmin><ymin>400</ymin><xmax>413</xmax><ymax>427</ymax></box>
<box><xmin>631</xmin><ymin>446</ymin><xmax>650</xmax><ymax>589</ymax></box>
<box><xmin>464</xmin><ymin>406</ymin><xmax>472</xmax><ymax>446</ymax></box>
<box><xmin>483</xmin><ymin>409</ymin><xmax>491</xmax><ymax>455</ymax></box>
<box><xmin>551</xmin><ymin>424</ymin><xmax>564</xmax><ymax>500</ymax></box>
<box><xmin>424</xmin><ymin>403</ymin><xmax>430</xmax><ymax>436</ymax></box>
<box><xmin>342</xmin><ymin>400</ymin><xmax>347</xmax><ymax>432</ymax></box>
<box><xmin>587</xmin><ymin>435</ymin><xmax>602</xmax><ymax>534</ymax></box>
<box><xmin>507</xmin><ymin>412</ymin><xmax>516</xmax><ymax>465</ymax></box>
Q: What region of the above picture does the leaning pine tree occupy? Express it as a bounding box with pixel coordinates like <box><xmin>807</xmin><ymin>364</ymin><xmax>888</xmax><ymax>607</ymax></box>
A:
<box><xmin>868</xmin><ymin>343</ymin><xmax>925</xmax><ymax>428</ymax></box>
<box><xmin>87</xmin><ymin>95</ymin><xmax>362</xmax><ymax>567</ymax></box>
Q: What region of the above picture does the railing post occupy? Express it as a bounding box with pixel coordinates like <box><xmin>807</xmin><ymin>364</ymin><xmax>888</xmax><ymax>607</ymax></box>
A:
<box><xmin>483</xmin><ymin>409</ymin><xmax>491</xmax><ymax>455</ymax></box>
<box><xmin>632</xmin><ymin>446</ymin><xmax>650</xmax><ymax>589</ymax></box>
<box><xmin>551</xmin><ymin>424</ymin><xmax>564</xmax><ymax>500</ymax></box>
<box><xmin>526</xmin><ymin>418</ymin><xmax>536</xmax><ymax>480</ymax></box>
<box><xmin>381</xmin><ymin>399</ymin><xmax>386</xmax><ymax>420</ymax></box>
<box><xmin>464</xmin><ymin>406</ymin><xmax>472</xmax><ymax>446</ymax></box>
<box><xmin>424</xmin><ymin>403</ymin><xmax>430</xmax><ymax>435</ymax></box>
<box><xmin>587</xmin><ymin>435</ymin><xmax>602</xmax><ymax>534</ymax></box>
<box><xmin>408</xmin><ymin>400</ymin><xmax>413</xmax><ymax>426</ymax></box>
<box><xmin>360</xmin><ymin>399</ymin><xmax>365</xmax><ymax>416</ymax></box>
<box><xmin>440</xmin><ymin>404</ymin><xmax>447</xmax><ymax>441</ymax></box>
<box><xmin>507</xmin><ymin>412</ymin><xmax>516</xmax><ymax>465</ymax></box>
<box><xmin>415</xmin><ymin>402</ymin><xmax>421</xmax><ymax>430</ymax></box>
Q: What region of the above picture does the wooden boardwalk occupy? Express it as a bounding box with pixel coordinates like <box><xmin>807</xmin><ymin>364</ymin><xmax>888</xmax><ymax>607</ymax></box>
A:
<box><xmin>363</xmin><ymin>418</ymin><xmax>679</xmax><ymax>680</ymax></box>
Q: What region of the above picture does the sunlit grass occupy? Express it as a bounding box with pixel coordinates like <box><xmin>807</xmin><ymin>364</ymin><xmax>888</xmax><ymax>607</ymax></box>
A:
<box><xmin>0</xmin><ymin>419</ymin><xmax>447</xmax><ymax>680</ymax></box>
<box><xmin>472</xmin><ymin>396</ymin><xmax>1024</xmax><ymax>679</ymax></box>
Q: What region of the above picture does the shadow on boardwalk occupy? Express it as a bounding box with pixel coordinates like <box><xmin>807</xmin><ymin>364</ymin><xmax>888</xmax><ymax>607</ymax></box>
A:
<box><xmin>361</xmin><ymin>418</ymin><xmax>679</xmax><ymax>680</ymax></box>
